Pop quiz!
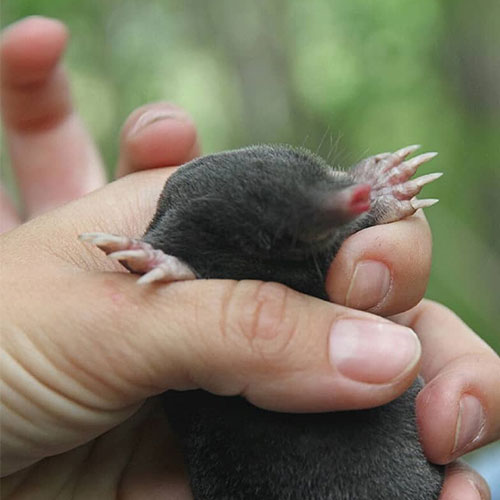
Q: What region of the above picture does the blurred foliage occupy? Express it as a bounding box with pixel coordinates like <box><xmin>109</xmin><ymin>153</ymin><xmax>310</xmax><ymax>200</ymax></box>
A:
<box><xmin>2</xmin><ymin>0</ymin><xmax>499</xmax><ymax>353</ymax></box>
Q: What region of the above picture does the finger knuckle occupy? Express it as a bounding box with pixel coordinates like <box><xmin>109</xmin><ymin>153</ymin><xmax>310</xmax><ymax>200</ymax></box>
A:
<box><xmin>222</xmin><ymin>281</ymin><xmax>300</xmax><ymax>364</ymax></box>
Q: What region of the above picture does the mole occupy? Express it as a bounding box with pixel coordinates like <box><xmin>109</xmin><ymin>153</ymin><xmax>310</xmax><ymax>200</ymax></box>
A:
<box><xmin>80</xmin><ymin>144</ymin><xmax>444</xmax><ymax>500</ymax></box>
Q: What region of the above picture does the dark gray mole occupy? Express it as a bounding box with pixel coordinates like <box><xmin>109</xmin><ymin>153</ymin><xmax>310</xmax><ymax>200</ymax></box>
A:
<box><xmin>144</xmin><ymin>145</ymin><xmax>444</xmax><ymax>499</ymax></box>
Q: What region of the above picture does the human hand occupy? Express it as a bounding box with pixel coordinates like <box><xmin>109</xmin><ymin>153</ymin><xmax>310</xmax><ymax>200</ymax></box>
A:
<box><xmin>1</xmin><ymin>16</ymin><xmax>496</xmax><ymax>500</ymax></box>
<box><xmin>392</xmin><ymin>300</ymin><xmax>497</xmax><ymax>499</ymax></box>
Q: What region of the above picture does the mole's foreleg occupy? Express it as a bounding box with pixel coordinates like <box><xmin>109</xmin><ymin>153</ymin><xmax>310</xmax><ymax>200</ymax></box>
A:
<box><xmin>79</xmin><ymin>232</ymin><xmax>196</xmax><ymax>284</ymax></box>
<box><xmin>351</xmin><ymin>144</ymin><xmax>441</xmax><ymax>224</ymax></box>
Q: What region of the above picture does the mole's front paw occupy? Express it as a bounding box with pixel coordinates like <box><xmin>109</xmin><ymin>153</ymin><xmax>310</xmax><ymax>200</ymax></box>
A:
<box><xmin>351</xmin><ymin>145</ymin><xmax>441</xmax><ymax>224</ymax></box>
<box><xmin>79</xmin><ymin>232</ymin><xmax>196</xmax><ymax>284</ymax></box>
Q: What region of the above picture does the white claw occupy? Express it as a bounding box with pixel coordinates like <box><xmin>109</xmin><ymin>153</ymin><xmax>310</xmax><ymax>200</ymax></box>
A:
<box><xmin>137</xmin><ymin>267</ymin><xmax>169</xmax><ymax>285</ymax></box>
<box><xmin>421</xmin><ymin>151</ymin><xmax>439</xmax><ymax>160</ymax></box>
<box><xmin>394</xmin><ymin>144</ymin><xmax>421</xmax><ymax>158</ymax></box>
<box><xmin>79</xmin><ymin>232</ymin><xmax>102</xmax><ymax>241</ymax></box>
<box><xmin>407</xmin><ymin>151</ymin><xmax>439</xmax><ymax>167</ymax></box>
<box><xmin>79</xmin><ymin>232</ymin><xmax>130</xmax><ymax>247</ymax></box>
<box><xmin>374</xmin><ymin>151</ymin><xmax>391</xmax><ymax>160</ymax></box>
<box><xmin>79</xmin><ymin>231</ymin><xmax>196</xmax><ymax>284</ymax></box>
<box><xmin>414</xmin><ymin>172</ymin><xmax>443</xmax><ymax>187</ymax></box>
<box><xmin>79</xmin><ymin>232</ymin><xmax>120</xmax><ymax>242</ymax></box>
<box><xmin>137</xmin><ymin>256</ymin><xmax>196</xmax><ymax>285</ymax></box>
<box><xmin>108</xmin><ymin>250</ymin><xmax>149</xmax><ymax>261</ymax></box>
<box><xmin>411</xmin><ymin>198</ymin><xmax>439</xmax><ymax>210</ymax></box>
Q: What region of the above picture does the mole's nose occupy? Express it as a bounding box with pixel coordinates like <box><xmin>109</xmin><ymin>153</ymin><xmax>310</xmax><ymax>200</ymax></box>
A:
<box><xmin>318</xmin><ymin>183</ymin><xmax>371</xmax><ymax>225</ymax></box>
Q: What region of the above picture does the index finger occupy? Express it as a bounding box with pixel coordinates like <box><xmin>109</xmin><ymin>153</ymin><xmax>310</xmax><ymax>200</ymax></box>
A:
<box><xmin>0</xmin><ymin>17</ymin><xmax>105</xmax><ymax>219</ymax></box>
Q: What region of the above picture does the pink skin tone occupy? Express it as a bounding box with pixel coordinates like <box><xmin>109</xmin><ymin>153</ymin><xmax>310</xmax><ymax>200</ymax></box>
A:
<box><xmin>0</xmin><ymin>16</ymin><xmax>496</xmax><ymax>500</ymax></box>
<box><xmin>347</xmin><ymin>183</ymin><xmax>372</xmax><ymax>215</ymax></box>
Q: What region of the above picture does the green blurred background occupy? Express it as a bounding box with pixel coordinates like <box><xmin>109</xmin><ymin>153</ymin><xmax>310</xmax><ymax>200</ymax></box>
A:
<box><xmin>1</xmin><ymin>0</ymin><xmax>499</xmax><ymax>354</ymax></box>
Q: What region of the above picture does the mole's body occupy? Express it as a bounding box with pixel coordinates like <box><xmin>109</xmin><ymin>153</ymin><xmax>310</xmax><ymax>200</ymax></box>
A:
<box><xmin>81</xmin><ymin>144</ymin><xmax>444</xmax><ymax>499</ymax></box>
<box><xmin>165</xmin><ymin>379</ymin><xmax>441</xmax><ymax>500</ymax></box>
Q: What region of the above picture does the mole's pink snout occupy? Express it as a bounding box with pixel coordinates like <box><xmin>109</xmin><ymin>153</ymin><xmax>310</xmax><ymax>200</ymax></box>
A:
<box><xmin>319</xmin><ymin>183</ymin><xmax>372</xmax><ymax>226</ymax></box>
<box><xmin>348</xmin><ymin>183</ymin><xmax>371</xmax><ymax>215</ymax></box>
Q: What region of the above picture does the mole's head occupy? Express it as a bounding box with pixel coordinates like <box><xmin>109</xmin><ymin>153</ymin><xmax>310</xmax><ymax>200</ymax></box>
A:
<box><xmin>160</xmin><ymin>145</ymin><xmax>371</xmax><ymax>260</ymax></box>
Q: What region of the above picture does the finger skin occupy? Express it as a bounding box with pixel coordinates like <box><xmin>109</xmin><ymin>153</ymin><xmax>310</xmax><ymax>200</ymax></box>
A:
<box><xmin>0</xmin><ymin>400</ymin><xmax>193</xmax><ymax>499</ymax></box>
<box><xmin>440</xmin><ymin>461</ymin><xmax>491</xmax><ymax>500</ymax></box>
<box><xmin>326</xmin><ymin>209</ymin><xmax>432</xmax><ymax>316</ymax></box>
<box><xmin>392</xmin><ymin>300</ymin><xmax>500</xmax><ymax>464</ymax></box>
<box><xmin>116</xmin><ymin>102</ymin><xmax>200</xmax><ymax>178</ymax></box>
<box><xmin>0</xmin><ymin>16</ymin><xmax>105</xmax><ymax>218</ymax></box>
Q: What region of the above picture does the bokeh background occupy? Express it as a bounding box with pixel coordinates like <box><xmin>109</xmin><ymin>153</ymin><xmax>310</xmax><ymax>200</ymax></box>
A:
<box><xmin>2</xmin><ymin>0</ymin><xmax>499</xmax><ymax>493</ymax></box>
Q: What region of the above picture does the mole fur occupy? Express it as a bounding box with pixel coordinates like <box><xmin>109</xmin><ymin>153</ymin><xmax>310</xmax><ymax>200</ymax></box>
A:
<box><xmin>143</xmin><ymin>145</ymin><xmax>444</xmax><ymax>499</ymax></box>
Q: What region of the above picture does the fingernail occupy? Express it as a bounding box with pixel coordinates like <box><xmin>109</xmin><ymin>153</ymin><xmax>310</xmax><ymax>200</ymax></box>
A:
<box><xmin>329</xmin><ymin>320</ymin><xmax>420</xmax><ymax>384</ymax></box>
<box><xmin>453</xmin><ymin>394</ymin><xmax>486</xmax><ymax>454</ymax></box>
<box><xmin>346</xmin><ymin>260</ymin><xmax>391</xmax><ymax>310</ymax></box>
<box><xmin>452</xmin><ymin>479</ymin><xmax>483</xmax><ymax>500</ymax></box>
<box><xmin>466</xmin><ymin>479</ymin><xmax>484</xmax><ymax>500</ymax></box>
<box><xmin>130</xmin><ymin>109</ymin><xmax>184</xmax><ymax>136</ymax></box>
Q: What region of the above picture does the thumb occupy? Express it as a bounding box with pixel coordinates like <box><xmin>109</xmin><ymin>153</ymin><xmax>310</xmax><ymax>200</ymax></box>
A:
<box><xmin>55</xmin><ymin>272</ymin><xmax>423</xmax><ymax>414</ymax></box>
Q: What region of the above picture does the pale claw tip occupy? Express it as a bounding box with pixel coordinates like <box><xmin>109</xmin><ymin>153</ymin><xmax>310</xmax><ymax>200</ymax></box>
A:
<box><xmin>423</xmin><ymin>151</ymin><xmax>439</xmax><ymax>160</ymax></box>
<box><xmin>411</xmin><ymin>198</ymin><xmax>439</xmax><ymax>210</ymax></box>
<box><xmin>79</xmin><ymin>232</ymin><xmax>102</xmax><ymax>242</ymax></box>
<box><xmin>415</xmin><ymin>172</ymin><xmax>444</xmax><ymax>187</ymax></box>
<box><xmin>137</xmin><ymin>276</ymin><xmax>152</xmax><ymax>286</ymax></box>
<box><xmin>395</xmin><ymin>144</ymin><xmax>421</xmax><ymax>158</ymax></box>
<box><xmin>416</xmin><ymin>152</ymin><xmax>439</xmax><ymax>164</ymax></box>
<box><xmin>137</xmin><ymin>268</ymin><xmax>166</xmax><ymax>285</ymax></box>
<box><xmin>108</xmin><ymin>250</ymin><xmax>145</xmax><ymax>261</ymax></box>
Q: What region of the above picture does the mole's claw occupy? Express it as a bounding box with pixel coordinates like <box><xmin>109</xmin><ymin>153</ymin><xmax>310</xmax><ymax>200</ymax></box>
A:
<box><xmin>79</xmin><ymin>232</ymin><xmax>132</xmax><ymax>253</ymax></box>
<box><xmin>136</xmin><ymin>255</ymin><xmax>197</xmax><ymax>285</ymax></box>
<box><xmin>108</xmin><ymin>249</ymin><xmax>149</xmax><ymax>261</ymax></box>
<box><xmin>79</xmin><ymin>232</ymin><xmax>123</xmax><ymax>243</ymax></box>
<box><xmin>394</xmin><ymin>144</ymin><xmax>421</xmax><ymax>159</ymax></box>
<box><xmin>411</xmin><ymin>198</ymin><xmax>439</xmax><ymax>210</ymax></box>
<box><xmin>393</xmin><ymin>172</ymin><xmax>443</xmax><ymax>199</ymax></box>
<box><xmin>373</xmin><ymin>151</ymin><xmax>391</xmax><ymax>160</ymax></box>
<box><xmin>79</xmin><ymin>230</ymin><xmax>196</xmax><ymax>283</ymax></box>
<box><xmin>350</xmin><ymin>145</ymin><xmax>440</xmax><ymax>224</ymax></box>
<box><xmin>404</xmin><ymin>151</ymin><xmax>438</xmax><ymax>169</ymax></box>
<box><xmin>137</xmin><ymin>268</ymin><xmax>167</xmax><ymax>285</ymax></box>
<box><xmin>79</xmin><ymin>232</ymin><xmax>103</xmax><ymax>242</ymax></box>
<box><xmin>107</xmin><ymin>247</ymin><xmax>174</xmax><ymax>275</ymax></box>
<box><xmin>414</xmin><ymin>172</ymin><xmax>443</xmax><ymax>188</ymax></box>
